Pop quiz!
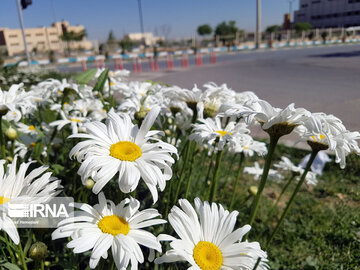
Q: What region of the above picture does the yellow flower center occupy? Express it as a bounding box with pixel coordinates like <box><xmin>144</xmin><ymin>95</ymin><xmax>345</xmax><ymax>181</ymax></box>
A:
<box><xmin>215</xmin><ymin>130</ymin><xmax>231</xmax><ymax>137</ymax></box>
<box><xmin>70</xmin><ymin>118</ymin><xmax>82</xmax><ymax>123</ymax></box>
<box><xmin>97</xmin><ymin>215</ymin><xmax>130</xmax><ymax>236</ymax></box>
<box><xmin>110</xmin><ymin>81</ymin><xmax>115</xmax><ymax>86</ymax></box>
<box><xmin>29</xmin><ymin>125</ymin><xmax>35</xmax><ymax>130</ymax></box>
<box><xmin>193</xmin><ymin>241</ymin><xmax>223</xmax><ymax>270</ymax></box>
<box><xmin>0</xmin><ymin>196</ymin><xmax>10</xmax><ymax>204</ymax></box>
<box><xmin>311</xmin><ymin>134</ymin><xmax>325</xmax><ymax>141</ymax></box>
<box><xmin>110</xmin><ymin>141</ymin><xmax>142</xmax><ymax>161</ymax></box>
<box><xmin>30</xmin><ymin>142</ymin><xmax>36</xmax><ymax>148</ymax></box>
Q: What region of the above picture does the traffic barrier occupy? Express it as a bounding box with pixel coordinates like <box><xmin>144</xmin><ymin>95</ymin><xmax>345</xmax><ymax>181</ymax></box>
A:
<box><xmin>149</xmin><ymin>56</ymin><xmax>154</xmax><ymax>72</ymax></box>
<box><xmin>155</xmin><ymin>60</ymin><xmax>159</xmax><ymax>71</ymax></box>
<box><xmin>82</xmin><ymin>60</ymin><xmax>87</xmax><ymax>71</ymax></box>
<box><xmin>166</xmin><ymin>55</ymin><xmax>171</xmax><ymax>70</ymax></box>
<box><xmin>114</xmin><ymin>58</ymin><xmax>118</xmax><ymax>70</ymax></box>
<box><xmin>137</xmin><ymin>58</ymin><xmax>142</xmax><ymax>72</ymax></box>
<box><xmin>210</xmin><ymin>52</ymin><xmax>216</xmax><ymax>64</ymax></box>
<box><xmin>119</xmin><ymin>57</ymin><xmax>124</xmax><ymax>70</ymax></box>
<box><xmin>132</xmin><ymin>58</ymin><xmax>137</xmax><ymax>72</ymax></box>
<box><xmin>170</xmin><ymin>55</ymin><xmax>174</xmax><ymax>69</ymax></box>
<box><xmin>196</xmin><ymin>53</ymin><xmax>203</xmax><ymax>66</ymax></box>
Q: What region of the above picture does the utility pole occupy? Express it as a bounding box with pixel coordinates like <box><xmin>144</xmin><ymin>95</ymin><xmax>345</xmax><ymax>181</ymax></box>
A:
<box><xmin>16</xmin><ymin>0</ymin><xmax>31</xmax><ymax>65</ymax></box>
<box><xmin>255</xmin><ymin>0</ymin><xmax>261</xmax><ymax>49</ymax></box>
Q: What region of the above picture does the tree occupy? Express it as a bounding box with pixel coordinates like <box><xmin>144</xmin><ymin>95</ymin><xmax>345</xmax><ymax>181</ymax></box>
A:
<box><xmin>265</xmin><ymin>25</ymin><xmax>280</xmax><ymax>33</ymax></box>
<box><xmin>197</xmin><ymin>24</ymin><xmax>212</xmax><ymax>36</ymax></box>
<box><xmin>107</xmin><ymin>30</ymin><xmax>117</xmax><ymax>52</ymax></box>
<box><xmin>294</xmin><ymin>22</ymin><xmax>312</xmax><ymax>33</ymax></box>
<box><xmin>118</xmin><ymin>38</ymin><xmax>134</xmax><ymax>54</ymax></box>
<box><xmin>214</xmin><ymin>21</ymin><xmax>238</xmax><ymax>44</ymax></box>
<box><xmin>61</xmin><ymin>30</ymin><xmax>87</xmax><ymax>55</ymax></box>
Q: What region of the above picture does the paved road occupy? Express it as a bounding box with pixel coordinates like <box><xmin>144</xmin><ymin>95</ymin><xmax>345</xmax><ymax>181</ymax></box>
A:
<box><xmin>129</xmin><ymin>44</ymin><xmax>360</xmax><ymax>132</ymax></box>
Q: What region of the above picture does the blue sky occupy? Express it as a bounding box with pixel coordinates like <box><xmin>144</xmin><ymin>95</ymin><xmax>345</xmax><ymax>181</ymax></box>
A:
<box><xmin>0</xmin><ymin>0</ymin><xmax>299</xmax><ymax>41</ymax></box>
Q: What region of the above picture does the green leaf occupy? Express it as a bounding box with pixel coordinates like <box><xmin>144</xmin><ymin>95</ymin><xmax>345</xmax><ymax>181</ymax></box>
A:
<box><xmin>23</xmin><ymin>234</ymin><xmax>33</xmax><ymax>256</ymax></box>
<box><xmin>1</xmin><ymin>262</ymin><xmax>21</xmax><ymax>270</ymax></box>
<box><xmin>52</xmin><ymin>164</ymin><xmax>65</xmax><ymax>175</ymax></box>
<box><xmin>93</xmin><ymin>69</ymin><xmax>109</xmax><ymax>93</ymax></box>
<box><xmin>74</xmin><ymin>68</ymin><xmax>97</xmax><ymax>85</ymax></box>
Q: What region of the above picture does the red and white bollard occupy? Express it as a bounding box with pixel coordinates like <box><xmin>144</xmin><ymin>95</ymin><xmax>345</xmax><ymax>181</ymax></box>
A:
<box><xmin>114</xmin><ymin>58</ymin><xmax>119</xmax><ymax>70</ymax></box>
<box><xmin>82</xmin><ymin>60</ymin><xmax>87</xmax><ymax>71</ymax></box>
<box><xmin>170</xmin><ymin>55</ymin><xmax>174</xmax><ymax>69</ymax></box>
<box><xmin>166</xmin><ymin>55</ymin><xmax>171</xmax><ymax>70</ymax></box>
<box><xmin>137</xmin><ymin>58</ymin><xmax>142</xmax><ymax>72</ymax></box>
<box><xmin>132</xmin><ymin>58</ymin><xmax>137</xmax><ymax>72</ymax></box>
<box><xmin>149</xmin><ymin>56</ymin><xmax>154</xmax><ymax>72</ymax></box>
<box><xmin>210</xmin><ymin>51</ymin><xmax>216</xmax><ymax>64</ymax></box>
<box><xmin>95</xmin><ymin>59</ymin><xmax>99</xmax><ymax>69</ymax></box>
<box><xmin>119</xmin><ymin>57</ymin><xmax>124</xmax><ymax>70</ymax></box>
<box><xmin>155</xmin><ymin>60</ymin><xmax>159</xmax><ymax>71</ymax></box>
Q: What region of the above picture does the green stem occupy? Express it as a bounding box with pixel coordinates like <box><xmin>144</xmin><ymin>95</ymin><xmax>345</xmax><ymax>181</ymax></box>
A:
<box><xmin>248</xmin><ymin>135</ymin><xmax>280</xmax><ymax>228</ymax></box>
<box><xmin>229</xmin><ymin>153</ymin><xmax>245</xmax><ymax>211</ymax></box>
<box><xmin>173</xmin><ymin>140</ymin><xmax>192</xmax><ymax>205</ymax></box>
<box><xmin>209</xmin><ymin>149</ymin><xmax>224</xmax><ymax>203</ymax></box>
<box><xmin>4</xmin><ymin>232</ymin><xmax>16</xmax><ymax>264</ymax></box>
<box><xmin>18</xmin><ymin>241</ymin><xmax>28</xmax><ymax>270</ymax></box>
<box><xmin>204</xmin><ymin>151</ymin><xmax>215</xmax><ymax>186</ymax></box>
<box><xmin>0</xmin><ymin>116</ymin><xmax>5</xmax><ymax>159</ymax></box>
<box><xmin>185</xmin><ymin>144</ymin><xmax>198</xmax><ymax>198</ymax></box>
<box><xmin>270</xmin><ymin>174</ymin><xmax>296</xmax><ymax>214</ymax></box>
<box><xmin>266</xmin><ymin>149</ymin><xmax>319</xmax><ymax>248</ymax></box>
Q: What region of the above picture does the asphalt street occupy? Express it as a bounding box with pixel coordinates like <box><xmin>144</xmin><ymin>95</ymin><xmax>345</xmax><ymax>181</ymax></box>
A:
<box><xmin>130</xmin><ymin>44</ymin><xmax>360</xmax><ymax>133</ymax></box>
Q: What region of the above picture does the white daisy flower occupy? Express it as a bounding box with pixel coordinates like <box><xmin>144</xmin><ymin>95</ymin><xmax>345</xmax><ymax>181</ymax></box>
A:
<box><xmin>69</xmin><ymin>107</ymin><xmax>177</xmax><ymax>203</ymax></box>
<box><xmin>189</xmin><ymin>117</ymin><xmax>249</xmax><ymax>150</ymax></box>
<box><xmin>231</xmin><ymin>134</ymin><xmax>268</xmax><ymax>157</ymax></box>
<box><xmin>50</xmin><ymin>110</ymin><xmax>87</xmax><ymax>134</ymax></box>
<box><xmin>298</xmin><ymin>113</ymin><xmax>360</xmax><ymax>168</ymax></box>
<box><xmin>248</xmin><ymin>101</ymin><xmax>311</xmax><ymax>133</ymax></box>
<box><xmin>274</xmin><ymin>156</ymin><xmax>318</xmax><ymax>185</ymax></box>
<box><xmin>0</xmin><ymin>84</ymin><xmax>33</xmax><ymax>121</ymax></box>
<box><xmin>244</xmin><ymin>162</ymin><xmax>283</xmax><ymax>182</ymax></box>
<box><xmin>155</xmin><ymin>198</ymin><xmax>269</xmax><ymax>270</ymax></box>
<box><xmin>52</xmin><ymin>192</ymin><xmax>166</xmax><ymax>269</ymax></box>
<box><xmin>16</xmin><ymin>122</ymin><xmax>38</xmax><ymax>135</ymax></box>
<box><xmin>0</xmin><ymin>156</ymin><xmax>62</xmax><ymax>244</ymax></box>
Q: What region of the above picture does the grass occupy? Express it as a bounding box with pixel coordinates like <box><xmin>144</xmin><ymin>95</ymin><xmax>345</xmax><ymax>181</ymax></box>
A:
<box><xmin>181</xmin><ymin>142</ymin><xmax>360</xmax><ymax>269</ymax></box>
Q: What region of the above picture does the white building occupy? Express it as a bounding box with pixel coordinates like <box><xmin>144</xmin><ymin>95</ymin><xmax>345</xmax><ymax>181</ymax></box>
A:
<box><xmin>294</xmin><ymin>0</ymin><xmax>360</xmax><ymax>28</ymax></box>
<box><xmin>124</xmin><ymin>32</ymin><xmax>163</xmax><ymax>46</ymax></box>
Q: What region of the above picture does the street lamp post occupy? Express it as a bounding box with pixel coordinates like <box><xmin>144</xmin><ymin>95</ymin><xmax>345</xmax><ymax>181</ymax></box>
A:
<box><xmin>137</xmin><ymin>0</ymin><xmax>145</xmax><ymax>47</ymax></box>
<box><xmin>287</xmin><ymin>0</ymin><xmax>295</xmax><ymax>21</ymax></box>
<box><xmin>15</xmin><ymin>0</ymin><xmax>31</xmax><ymax>66</ymax></box>
<box><xmin>255</xmin><ymin>0</ymin><xmax>261</xmax><ymax>49</ymax></box>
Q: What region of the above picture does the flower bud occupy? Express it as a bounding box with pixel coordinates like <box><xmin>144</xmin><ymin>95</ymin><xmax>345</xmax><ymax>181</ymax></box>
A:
<box><xmin>29</xmin><ymin>242</ymin><xmax>48</xmax><ymax>261</ymax></box>
<box><xmin>248</xmin><ymin>186</ymin><xmax>258</xmax><ymax>196</ymax></box>
<box><xmin>165</xmin><ymin>129</ymin><xmax>171</xmax><ymax>136</ymax></box>
<box><xmin>5</xmin><ymin>126</ymin><xmax>17</xmax><ymax>140</ymax></box>
<box><xmin>85</xmin><ymin>179</ymin><xmax>95</xmax><ymax>189</ymax></box>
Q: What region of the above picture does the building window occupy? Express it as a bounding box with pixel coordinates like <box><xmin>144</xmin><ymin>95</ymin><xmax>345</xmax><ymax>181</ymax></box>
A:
<box><xmin>49</xmin><ymin>32</ymin><xmax>57</xmax><ymax>35</ymax></box>
<box><xmin>9</xmin><ymin>34</ymin><xmax>18</xmax><ymax>38</ymax></box>
<box><xmin>35</xmin><ymin>33</ymin><xmax>44</xmax><ymax>36</ymax></box>
<box><xmin>349</xmin><ymin>0</ymin><xmax>360</xmax><ymax>3</ymax></box>
<box><xmin>312</xmin><ymin>0</ymin><xmax>321</xmax><ymax>3</ymax></box>
<box><xmin>10</xmin><ymin>43</ymin><xmax>19</xmax><ymax>46</ymax></box>
<box><xmin>301</xmin><ymin>4</ymin><xmax>308</xmax><ymax>7</ymax></box>
<box><xmin>51</xmin><ymin>40</ymin><xmax>58</xmax><ymax>43</ymax></box>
